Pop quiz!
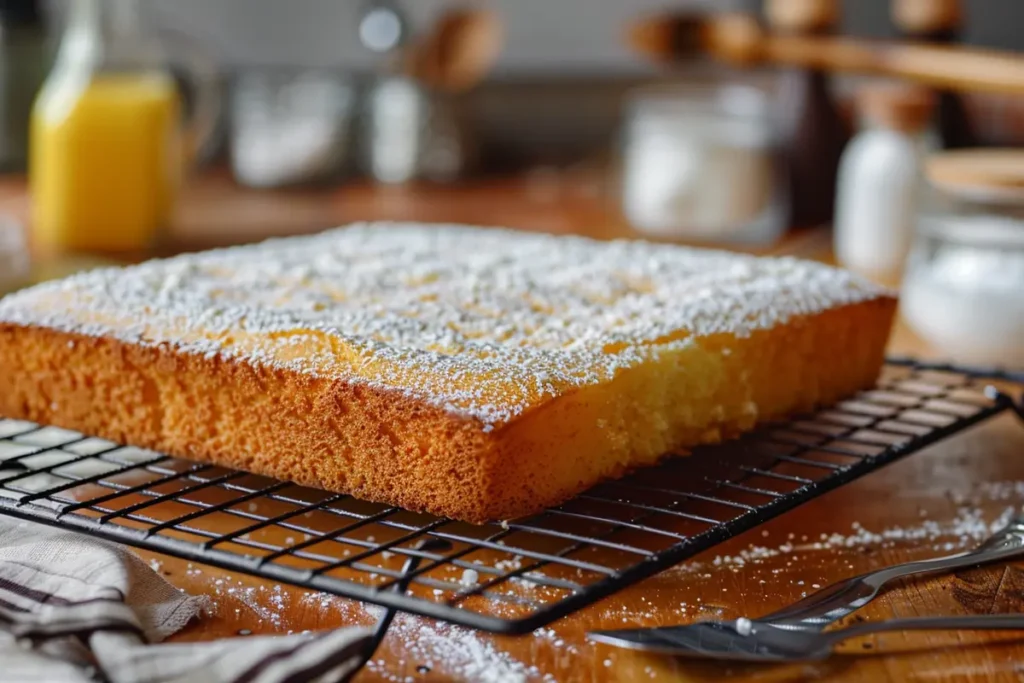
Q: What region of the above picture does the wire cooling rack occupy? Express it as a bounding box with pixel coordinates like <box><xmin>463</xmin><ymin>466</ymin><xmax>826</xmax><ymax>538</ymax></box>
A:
<box><xmin>0</xmin><ymin>359</ymin><xmax>1021</xmax><ymax>635</ymax></box>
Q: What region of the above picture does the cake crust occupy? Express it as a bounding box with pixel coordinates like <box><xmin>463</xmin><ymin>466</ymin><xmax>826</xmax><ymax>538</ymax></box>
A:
<box><xmin>0</xmin><ymin>224</ymin><xmax>897</xmax><ymax>522</ymax></box>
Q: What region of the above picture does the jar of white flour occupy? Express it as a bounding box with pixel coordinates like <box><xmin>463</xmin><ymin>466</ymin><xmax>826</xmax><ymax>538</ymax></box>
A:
<box><xmin>621</xmin><ymin>83</ymin><xmax>787</xmax><ymax>244</ymax></box>
<box><xmin>901</xmin><ymin>149</ymin><xmax>1024</xmax><ymax>368</ymax></box>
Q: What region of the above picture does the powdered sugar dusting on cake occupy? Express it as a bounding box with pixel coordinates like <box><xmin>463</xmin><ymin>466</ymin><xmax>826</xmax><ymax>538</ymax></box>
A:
<box><xmin>0</xmin><ymin>223</ymin><xmax>887</xmax><ymax>425</ymax></box>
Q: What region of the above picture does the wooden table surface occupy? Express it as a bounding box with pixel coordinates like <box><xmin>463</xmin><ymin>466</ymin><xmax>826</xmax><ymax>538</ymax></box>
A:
<box><xmin>2</xmin><ymin>173</ymin><xmax>1024</xmax><ymax>682</ymax></box>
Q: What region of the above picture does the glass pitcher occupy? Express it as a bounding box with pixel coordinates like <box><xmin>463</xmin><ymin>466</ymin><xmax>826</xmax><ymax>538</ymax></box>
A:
<box><xmin>29</xmin><ymin>0</ymin><xmax>219</xmax><ymax>257</ymax></box>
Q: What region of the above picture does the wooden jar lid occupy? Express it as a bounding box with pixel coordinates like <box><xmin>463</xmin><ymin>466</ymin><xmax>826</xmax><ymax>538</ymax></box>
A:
<box><xmin>764</xmin><ymin>0</ymin><xmax>838</xmax><ymax>33</ymax></box>
<box><xmin>857</xmin><ymin>84</ymin><xmax>935</xmax><ymax>133</ymax></box>
<box><xmin>892</xmin><ymin>0</ymin><xmax>962</xmax><ymax>35</ymax></box>
<box><xmin>926</xmin><ymin>149</ymin><xmax>1024</xmax><ymax>197</ymax></box>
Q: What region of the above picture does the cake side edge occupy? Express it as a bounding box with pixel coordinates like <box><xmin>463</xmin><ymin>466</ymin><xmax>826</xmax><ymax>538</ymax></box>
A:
<box><xmin>0</xmin><ymin>321</ymin><xmax>508</xmax><ymax>522</ymax></box>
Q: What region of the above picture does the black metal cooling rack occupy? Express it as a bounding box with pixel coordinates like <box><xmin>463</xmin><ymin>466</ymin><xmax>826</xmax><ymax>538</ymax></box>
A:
<box><xmin>0</xmin><ymin>359</ymin><xmax>1021</xmax><ymax>636</ymax></box>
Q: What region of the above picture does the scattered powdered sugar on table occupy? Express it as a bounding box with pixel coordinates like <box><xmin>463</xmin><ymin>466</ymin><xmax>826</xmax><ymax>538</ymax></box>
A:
<box><xmin>368</xmin><ymin>616</ymin><xmax>555</xmax><ymax>683</ymax></box>
<box><xmin>0</xmin><ymin>222</ymin><xmax>887</xmax><ymax>426</ymax></box>
<box><xmin>301</xmin><ymin>592</ymin><xmax>550</xmax><ymax>682</ymax></box>
<box><xmin>674</xmin><ymin>503</ymin><xmax>1020</xmax><ymax>578</ymax></box>
<box><xmin>204</xmin><ymin>574</ymin><xmax>293</xmax><ymax>628</ymax></box>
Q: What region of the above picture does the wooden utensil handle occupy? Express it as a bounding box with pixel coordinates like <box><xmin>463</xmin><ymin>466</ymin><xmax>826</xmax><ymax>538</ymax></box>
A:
<box><xmin>877</xmin><ymin>43</ymin><xmax>1024</xmax><ymax>96</ymax></box>
<box><xmin>758</xmin><ymin>35</ymin><xmax>1024</xmax><ymax>96</ymax></box>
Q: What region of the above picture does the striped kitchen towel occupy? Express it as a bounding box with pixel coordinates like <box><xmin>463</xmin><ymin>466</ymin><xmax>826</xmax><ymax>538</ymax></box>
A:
<box><xmin>0</xmin><ymin>518</ymin><xmax>372</xmax><ymax>683</ymax></box>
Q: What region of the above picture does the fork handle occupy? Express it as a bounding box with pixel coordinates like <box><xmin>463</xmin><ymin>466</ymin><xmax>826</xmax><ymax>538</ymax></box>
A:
<box><xmin>767</xmin><ymin>544</ymin><xmax>1024</xmax><ymax>627</ymax></box>
<box><xmin>829</xmin><ymin>613</ymin><xmax>1024</xmax><ymax>645</ymax></box>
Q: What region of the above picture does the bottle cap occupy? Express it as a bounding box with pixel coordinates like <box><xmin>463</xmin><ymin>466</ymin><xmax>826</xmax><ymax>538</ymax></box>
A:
<box><xmin>892</xmin><ymin>0</ymin><xmax>962</xmax><ymax>35</ymax></box>
<box><xmin>857</xmin><ymin>84</ymin><xmax>935</xmax><ymax>133</ymax></box>
<box><xmin>765</xmin><ymin>0</ymin><xmax>838</xmax><ymax>33</ymax></box>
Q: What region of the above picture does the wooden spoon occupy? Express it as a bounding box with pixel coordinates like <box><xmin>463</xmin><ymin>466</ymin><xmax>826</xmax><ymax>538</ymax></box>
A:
<box><xmin>406</xmin><ymin>8</ymin><xmax>504</xmax><ymax>93</ymax></box>
<box><xmin>627</xmin><ymin>12</ymin><xmax>1024</xmax><ymax>96</ymax></box>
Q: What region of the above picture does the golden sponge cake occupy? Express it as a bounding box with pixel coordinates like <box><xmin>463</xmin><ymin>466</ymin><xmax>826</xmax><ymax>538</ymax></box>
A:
<box><xmin>0</xmin><ymin>223</ymin><xmax>896</xmax><ymax>522</ymax></box>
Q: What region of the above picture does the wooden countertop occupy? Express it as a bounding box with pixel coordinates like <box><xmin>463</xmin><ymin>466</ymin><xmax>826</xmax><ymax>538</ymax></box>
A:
<box><xmin>2</xmin><ymin>173</ymin><xmax>1023</xmax><ymax>682</ymax></box>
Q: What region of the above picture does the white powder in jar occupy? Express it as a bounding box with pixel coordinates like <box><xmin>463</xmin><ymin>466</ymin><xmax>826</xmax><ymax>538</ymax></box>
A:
<box><xmin>901</xmin><ymin>217</ymin><xmax>1024</xmax><ymax>367</ymax></box>
<box><xmin>623</xmin><ymin>138</ymin><xmax>775</xmax><ymax>239</ymax></box>
<box><xmin>621</xmin><ymin>86</ymin><xmax>781</xmax><ymax>243</ymax></box>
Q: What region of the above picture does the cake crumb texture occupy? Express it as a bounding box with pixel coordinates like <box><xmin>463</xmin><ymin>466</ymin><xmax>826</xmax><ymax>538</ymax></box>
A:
<box><xmin>0</xmin><ymin>223</ymin><xmax>897</xmax><ymax>522</ymax></box>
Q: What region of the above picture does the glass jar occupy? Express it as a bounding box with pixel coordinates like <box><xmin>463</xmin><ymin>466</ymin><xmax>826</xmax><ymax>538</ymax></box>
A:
<box><xmin>620</xmin><ymin>83</ymin><xmax>788</xmax><ymax>244</ymax></box>
<box><xmin>29</xmin><ymin>0</ymin><xmax>219</xmax><ymax>257</ymax></box>
<box><xmin>901</xmin><ymin>150</ymin><xmax>1024</xmax><ymax>368</ymax></box>
<box><xmin>364</xmin><ymin>75</ymin><xmax>474</xmax><ymax>185</ymax></box>
<box><xmin>230</xmin><ymin>69</ymin><xmax>356</xmax><ymax>189</ymax></box>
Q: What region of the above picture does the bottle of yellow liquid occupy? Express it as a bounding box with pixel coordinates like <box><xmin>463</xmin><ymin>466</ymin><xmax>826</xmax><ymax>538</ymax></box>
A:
<box><xmin>30</xmin><ymin>0</ymin><xmax>217</xmax><ymax>257</ymax></box>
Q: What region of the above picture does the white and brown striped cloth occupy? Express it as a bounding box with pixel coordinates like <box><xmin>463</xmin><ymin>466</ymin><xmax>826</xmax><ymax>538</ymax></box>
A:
<box><xmin>0</xmin><ymin>518</ymin><xmax>373</xmax><ymax>683</ymax></box>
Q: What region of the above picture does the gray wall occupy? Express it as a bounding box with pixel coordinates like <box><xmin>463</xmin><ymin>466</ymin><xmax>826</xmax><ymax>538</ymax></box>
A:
<box><xmin>142</xmin><ymin>0</ymin><xmax>1023</xmax><ymax>76</ymax></box>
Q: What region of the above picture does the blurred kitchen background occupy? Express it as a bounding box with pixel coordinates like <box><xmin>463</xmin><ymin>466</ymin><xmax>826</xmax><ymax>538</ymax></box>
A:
<box><xmin>9</xmin><ymin>1</ymin><xmax>1024</xmax><ymax>171</ymax></box>
<box><xmin>1</xmin><ymin>0</ymin><xmax>1023</xmax><ymax>366</ymax></box>
<box><xmin>156</xmin><ymin>0</ymin><xmax>1024</xmax><ymax>162</ymax></box>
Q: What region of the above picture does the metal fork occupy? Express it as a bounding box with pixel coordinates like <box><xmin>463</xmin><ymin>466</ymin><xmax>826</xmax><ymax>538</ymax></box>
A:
<box><xmin>588</xmin><ymin>512</ymin><xmax>1024</xmax><ymax>656</ymax></box>
<box><xmin>589</xmin><ymin>614</ymin><xmax>1024</xmax><ymax>662</ymax></box>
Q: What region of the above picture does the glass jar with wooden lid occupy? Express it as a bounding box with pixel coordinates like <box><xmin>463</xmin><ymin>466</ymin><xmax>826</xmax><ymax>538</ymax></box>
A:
<box><xmin>901</xmin><ymin>149</ymin><xmax>1024</xmax><ymax>367</ymax></box>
